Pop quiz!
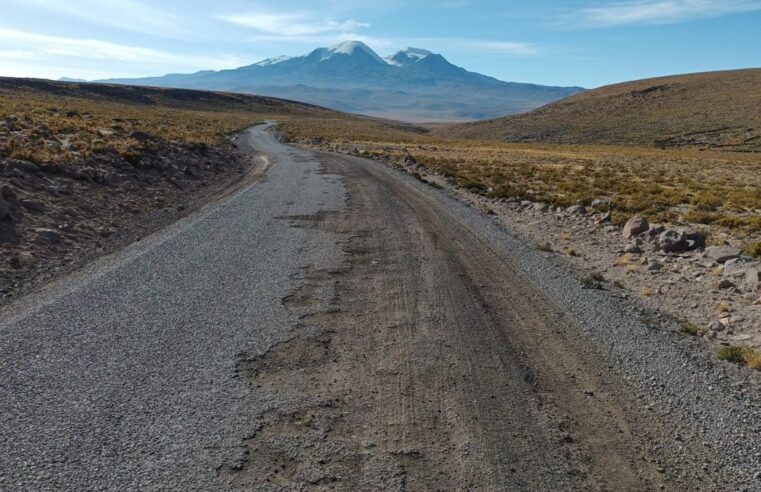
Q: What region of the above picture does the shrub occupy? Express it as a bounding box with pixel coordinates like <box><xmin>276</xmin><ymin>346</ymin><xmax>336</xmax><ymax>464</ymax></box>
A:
<box><xmin>582</xmin><ymin>272</ymin><xmax>605</xmax><ymax>288</ymax></box>
<box><xmin>717</xmin><ymin>345</ymin><xmax>761</xmax><ymax>370</ymax></box>
<box><xmin>680</xmin><ymin>322</ymin><xmax>704</xmax><ymax>336</ymax></box>
<box><xmin>744</xmin><ymin>240</ymin><xmax>761</xmax><ymax>259</ymax></box>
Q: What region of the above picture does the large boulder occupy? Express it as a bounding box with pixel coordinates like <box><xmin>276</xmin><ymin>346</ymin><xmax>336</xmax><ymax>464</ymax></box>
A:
<box><xmin>705</xmin><ymin>246</ymin><xmax>742</xmax><ymax>263</ymax></box>
<box><xmin>623</xmin><ymin>215</ymin><xmax>649</xmax><ymax>239</ymax></box>
<box><xmin>681</xmin><ymin>228</ymin><xmax>706</xmax><ymax>249</ymax></box>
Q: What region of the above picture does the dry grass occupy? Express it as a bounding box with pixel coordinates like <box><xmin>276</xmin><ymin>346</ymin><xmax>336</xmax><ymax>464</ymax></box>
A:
<box><xmin>437</xmin><ymin>68</ymin><xmax>761</xmax><ymax>151</ymax></box>
<box><xmin>0</xmin><ymin>77</ymin><xmax>351</xmax><ymax>165</ymax></box>
<box><xmin>284</xmin><ymin>117</ymin><xmax>761</xmax><ymax>239</ymax></box>
<box><xmin>718</xmin><ymin>345</ymin><xmax>761</xmax><ymax>370</ymax></box>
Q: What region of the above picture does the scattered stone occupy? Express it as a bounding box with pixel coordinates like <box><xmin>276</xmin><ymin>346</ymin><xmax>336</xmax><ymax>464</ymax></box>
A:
<box><xmin>97</xmin><ymin>128</ymin><xmax>115</xmax><ymax>137</ymax></box>
<box><xmin>532</xmin><ymin>202</ymin><xmax>550</xmax><ymax>212</ymax></box>
<box><xmin>566</xmin><ymin>205</ymin><xmax>587</xmax><ymax>215</ymax></box>
<box><xmin>705</xmin><ymin>246</ymin><xmax>742</xmax><ymax>264</ymax></box>
<box><xmin>623</xmin><ymin>215</ymin><xmax>649</xmax><ymax>239</ymax></box>
<box><xmin>403</xmin><ymin>155</ymin><xmax>417</xmax><ymax>165</ymax></box>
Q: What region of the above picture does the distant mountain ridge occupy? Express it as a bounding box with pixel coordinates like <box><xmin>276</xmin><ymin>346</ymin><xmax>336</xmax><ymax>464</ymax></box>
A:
<box><xmin>98</xmin><ymin>41</ymin><xmax>585</xmax><ymax>122</ymax></box>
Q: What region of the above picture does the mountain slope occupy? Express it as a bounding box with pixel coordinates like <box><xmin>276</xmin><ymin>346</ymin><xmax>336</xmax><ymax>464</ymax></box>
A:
<box><xmin>99</xmin><ymin>41</ymin><xmax>584</xmax><ymax>122</ymax></box>
<box><xmin>437</xmin><ymin>69</ymin><xmax>761</xmax><ymax>150</ymax></box>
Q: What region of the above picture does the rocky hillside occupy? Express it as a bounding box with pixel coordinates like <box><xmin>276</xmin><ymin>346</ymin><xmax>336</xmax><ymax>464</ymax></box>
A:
<box><xmin>438</xmin><ymin>69</ymin><xmax>761</xmax><ymax>151</ymax></box>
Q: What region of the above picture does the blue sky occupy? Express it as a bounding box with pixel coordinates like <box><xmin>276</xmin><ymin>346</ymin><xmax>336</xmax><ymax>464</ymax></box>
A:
<box><xmin>0</xmin><ymin>0</ymin><xmax>759</xmax><ymax>88</ymax></box>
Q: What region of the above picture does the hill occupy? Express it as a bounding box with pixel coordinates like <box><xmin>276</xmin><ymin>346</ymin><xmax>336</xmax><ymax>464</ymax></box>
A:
<box><xmin>97</xmin><ymin>41</ymin><xmax>584</xmax><ymax>122</ymax></box>
<box><xmin>437</xmin><ymin>69</ymin><xmax>761</xmax><ymax>151</ymax></box>
<box><xmin>0</xmin><ymin>76</ymin><xmax>424</xmax><ymax>163</ymax></box>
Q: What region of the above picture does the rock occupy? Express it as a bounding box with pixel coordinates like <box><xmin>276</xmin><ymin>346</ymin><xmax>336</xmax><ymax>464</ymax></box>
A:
<box><xmin>708</xmin><ymin>321</ymin><xmax>724</xmax><ymax>332</ymax></box>
<box><xmin>403</xmin><ymin>155</ymin><xmax>417</xmax><ymax>165</ymax></box>
<box><xmin>65</xmin><ymin>110</ymin><xmax>81</xmax><ymax>118</ymax></box>
<box><xmin>657</xmin><ymin>230</ymin><xmax>689</xmax><ymax>253</ymax></box>
<box><xmin>681</xmin><ymin>229</ymin><xmax>706</xmax><ymax>249</ymax></box>
<box><xmin>566</xmin><ymin>205</ymin><xmax>587</xmax><ymax>215</ymax></box>
<box><xmin>97</xmin><ymin>128</ymin><xmax>115</xmax><ymax>137</ymax></box>
<box><xmin>532</xmin><ymin>202</ymin><xmax>550</xmax><ymax>212</ymax></box>
<box><xmin>623</xmin><ymin>215</ymin><xmax>649</xmax><ymax>239</ymax></box>
<box><xmin>648</xmin><ymin>261</ymin><xmax>664</xmax><ymax>272</ymax></box>
<box><xmin>20</xmin><ymin>200</ymin><xmax>45</xmax><ymax>213</ymax></box>
<box><xmin>129</xmin><ymin>130</ymin><xmax>155</xmax><ymax>142</ymax></box>
<box><xmin>624</xmin><ymin>242</ymin><xmax>642</xmax><ymax>254</ymax></box>
<box><xmin>723</xmin><ymin>258</ymin><xmax>761</xmax><ymax>284</ymax></box>
<box><xmin>591</xmin><ymin>199</ymin><xmax>607</xmax><ymax>209</ymax></box>
<box><xmin>8</xmin><ymin>160</ymin><xmax>40</xmax><ymax>174</ymax></box>
<box><xmin>705</xmin><ymin>246</ymin><xmax>742</xmax><ymax>263</ymax></box>
<box><xmin>645</xmin><ymin>224</ymin><xmax>665</xmax><ymax>240</ymax></box>
<box><xmin>718</xmin><ymin>279</ymin><xmax>735</xmax><ymax>290</ymax></box>
<box><xmin>746</xmin><ymin>267</ymin><xmax>761</xmax><ymax>292</ymax></box>
<box><xmin>35</xmin><ymin>228</ymin><xmax>61</xmax><ymax>244</ymax></box>
<box><xmin>0</xmin><ymin>199</ymin><xmax>13</xmax><ymax>221</ymax></box>
<box><xmin>595</xmin><ymin>210</ymin><xmax>612</xmax><ymax>225</ymax></box>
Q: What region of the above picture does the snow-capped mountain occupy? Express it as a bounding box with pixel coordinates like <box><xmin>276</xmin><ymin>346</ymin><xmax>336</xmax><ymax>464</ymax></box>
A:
<box><xmin>100</xmin><ymin>41</ymin><xmax>584</xmax><ymax>122</ymax></box>
<box><xmin>386</xmin><ymin>48</ymin><xmax>434</xmax><ymax>66</ymax></box>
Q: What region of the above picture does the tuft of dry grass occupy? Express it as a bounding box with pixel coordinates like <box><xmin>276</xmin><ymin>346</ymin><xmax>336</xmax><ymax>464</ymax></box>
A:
<box><xmin>718</xmin><ymin>345</ymin><xmax>761</xmax><ymax>370</ymax></box>
<box><xmin>716</xmin><ymin>301</ymin><xmax>732</xmax><ymax>314</ymax></box>
<box><xmin>641</xmin><ymin>287</ymin><xmax>654</xmax><ymax>297</ymax></box>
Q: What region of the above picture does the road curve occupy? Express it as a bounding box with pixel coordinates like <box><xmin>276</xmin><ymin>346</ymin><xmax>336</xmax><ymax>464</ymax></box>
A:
<box><xmin>0</xmin><ymin>124</ymin><xmax>758</xmax><ymax>490</ymax></box>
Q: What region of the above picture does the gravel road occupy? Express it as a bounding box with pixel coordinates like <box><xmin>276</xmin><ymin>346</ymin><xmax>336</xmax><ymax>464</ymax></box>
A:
<box><xmin>1</xmin><ymin>124</ymin><xmax>759</xmax><ymax>490</ymax></box>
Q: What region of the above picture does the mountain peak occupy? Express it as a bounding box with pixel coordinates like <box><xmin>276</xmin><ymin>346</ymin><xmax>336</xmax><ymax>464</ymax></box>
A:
<box><xmin>316</xmin><ymin>40</ymin><xmax>387</xmax><ymax>65</ymax></box>
<box><xmin>387</xmin><ymin>47</ymin><xmax>435</xmax><ymax>66</ymax></box>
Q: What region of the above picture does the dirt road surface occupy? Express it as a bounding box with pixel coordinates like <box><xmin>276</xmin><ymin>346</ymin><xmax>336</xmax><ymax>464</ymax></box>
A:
<box><xmin>1</xmin><ymin>124</ymin><xmax>759</xmax><ymax>491</ymax></box>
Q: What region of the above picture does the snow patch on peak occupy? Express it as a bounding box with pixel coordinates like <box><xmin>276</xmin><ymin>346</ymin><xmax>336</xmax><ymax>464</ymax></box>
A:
<box><xmin>254</xmin><ymin>55</ymin><xmax>293</xmax><ymax>67</ymax></box>
<box><xmin>322</xmin><ymin>40</ymin><xmax>387</xmax><ymax>65</ymax></box>
<box><xmin>399</xmin><ymin>47</ymin><xmax>433</xmax><ymax>60</ymax></box>
<box><xmin>386</xmin><ymin>47</ymin><xmax>435</xmax><ymax>66</ymax></box>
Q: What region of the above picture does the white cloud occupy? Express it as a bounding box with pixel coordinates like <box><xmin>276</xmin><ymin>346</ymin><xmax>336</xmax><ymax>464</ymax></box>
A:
<box><xmin>468</xmin><ymin>41</ymin><xmax>540</xmax><ymax>56</ymax></box>
<box><xmin>8</xmin><ymin>0</ymin><xmax>190</xmax><ymax>39</ymax></box>
<box><xmin>579</xmin><ymin>0</ymin><xmax>761</xmax><ymax>26</ymax></box>
<box><xmin>0</xmin><ymin>28</ymin><xmax>247</xmax><ymax>78</ymax></box>
<box><xmin>219</xmin><ymin>10</ymin><xmax>369</xmax><ymax>37</ymax></box>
